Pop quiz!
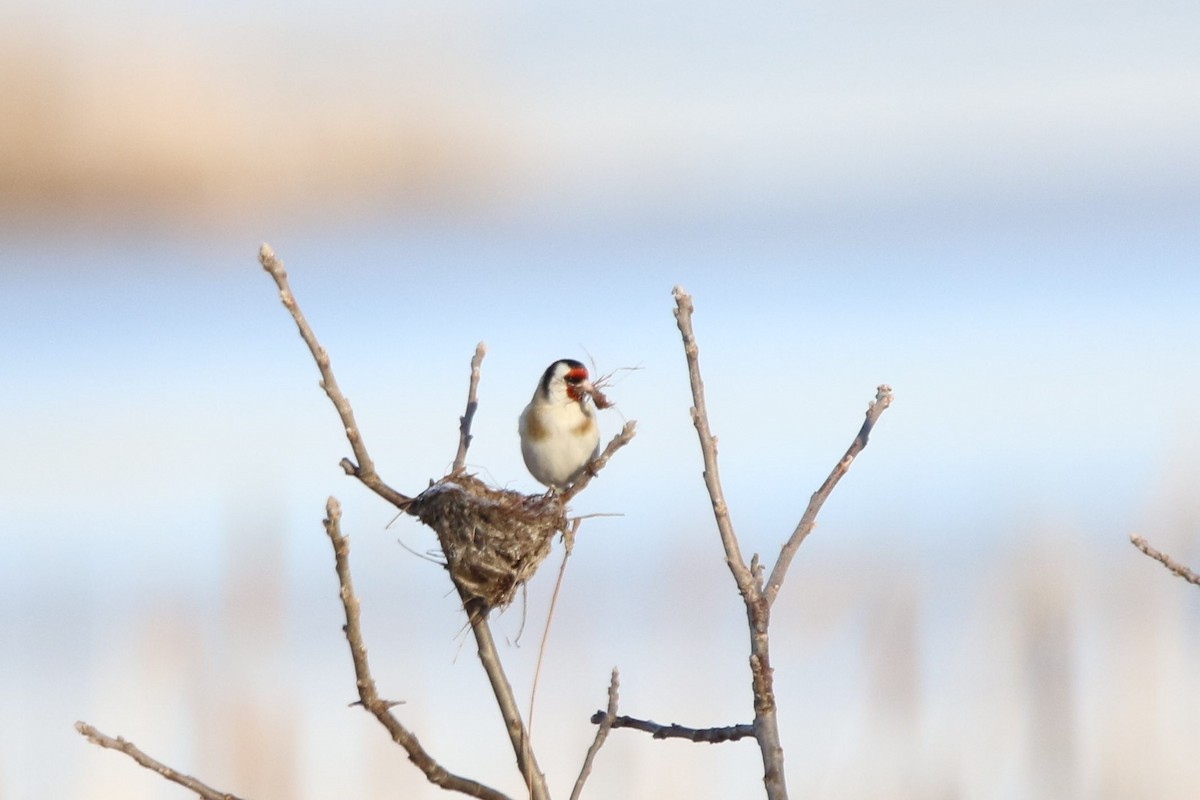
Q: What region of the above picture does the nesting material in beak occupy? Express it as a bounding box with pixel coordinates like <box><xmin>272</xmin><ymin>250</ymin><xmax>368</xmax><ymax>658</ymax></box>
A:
<box><xmin>582</xmin><ymin>380</ymin><xmax>614</xmax><ymax>409</ymax></box>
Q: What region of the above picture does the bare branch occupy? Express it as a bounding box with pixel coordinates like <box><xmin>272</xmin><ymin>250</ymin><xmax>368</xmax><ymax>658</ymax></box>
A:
<box><xmin>764</xmin><ymin>384</ymin><xmax>893</xmax><ymax>608</ymax></box>
<box><xmin>457</xmin><ymin>591</ymin><xmax>550</xmax><ymax>800</ymax></box>
<box><xmin>672</xmin><ymin>289</ymin><xmax>891</xmax><ymax>797</ymax></box>
<box><xmin>452</xmin><ymin>342</ymin><xmax>487</xmax><ymax>473</ymax></box>
<box><xmin>323</xmin><ymin>498</ymin><xmax>512</xmax><ymax>800</ymax></box>
<box><xmin>1130</xmin><ymin>534</ymin><xmax>1200</xmax><ymax>587</ymax></box>
<box><xmin>561</xmin><ymin>421</ymin><xmax>638</xmax><ymax>503</ymax></box>
<box><xmin>587</xmin><ymin>712</ymin><xmax>755</xmax><ymax>744</ymax></box>
<box><xmin>259</xmin><ymin>243</ymin><xmax>411</xmax><ymax>509</ymax></box>
<box><xmin>571</xmin><ymin>668</ymin><xmax>621</xmax><ymax>800</ymax></box>
<box><xmin>671</xmin><ymin>286</ymin><xmax>757</xmax><ymax>601</ymax></box>
<box><xmin>74</xmin><ymin>721</ymin><xmax>245</xmax><ymax>800</ymax></box>
<box><xmin>673</xmin><ymin>285</ymin><xmax>789</xmax><ymax>799</ymax></box>
<box><xmin>262</xmin><ymin>247</ymin><xmax>547</xmax><ymax>797</ymax></box>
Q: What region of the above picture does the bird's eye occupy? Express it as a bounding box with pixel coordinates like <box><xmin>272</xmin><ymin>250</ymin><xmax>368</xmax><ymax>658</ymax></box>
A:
<box><xmin>564</xmin><ymin>375</ymin><xmax>582</xmax><ymax>385</ymax></box>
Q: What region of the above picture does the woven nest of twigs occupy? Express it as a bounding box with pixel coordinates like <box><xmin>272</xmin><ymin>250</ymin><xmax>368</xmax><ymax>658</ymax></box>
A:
<box><xmin>407</xmin><ymin>473</ymin><xmax>567</xmax><ymax>609</ymax></box>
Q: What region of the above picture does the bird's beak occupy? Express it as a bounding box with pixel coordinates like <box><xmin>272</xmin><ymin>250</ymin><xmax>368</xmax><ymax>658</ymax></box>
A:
<box><xmin>569</xmin><ymin>380</ymin><xmax>596</xmax><ymax>403</ymax></box>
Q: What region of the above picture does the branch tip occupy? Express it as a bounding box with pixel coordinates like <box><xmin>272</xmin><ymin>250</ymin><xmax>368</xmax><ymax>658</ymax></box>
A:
<box><xmin>1130</xmin><ymin>533</ymin><xmax>1200</xmax><ymax>587</ymax></box>
<box><xmin>570</xmin><ymin>667</ymin><xmax>622</xmax><ymax>800</ymax></box>
<box><xmin>764</xmin><ymin>382</ymin><xmax>893</xmax><ymax>608</ymax></box>
<box><xmin>76</xmin><ymin>721</ymin><xmax>246</xmax><ymax>800</ymax></box>
<box><xmin>561</xmin><ymin>420</ymin><xmax>637</xmax><ymax>502</ymax></box>
<box><xmin>260</xmin><ymin>245</ymin><xmax>410</xmax><ymax>509</ymax></box>
<box><xmin>453</xmin><ymin>342</ymin><xmax>488</xmax><ymax>473</ymax></box>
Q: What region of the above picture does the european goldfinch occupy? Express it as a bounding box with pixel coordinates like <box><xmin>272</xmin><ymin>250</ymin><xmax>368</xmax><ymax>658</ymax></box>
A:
<box><xmin>518</xmin><ymin>359</ymin><xmax>601</xmax><ymax>489</ymax></box>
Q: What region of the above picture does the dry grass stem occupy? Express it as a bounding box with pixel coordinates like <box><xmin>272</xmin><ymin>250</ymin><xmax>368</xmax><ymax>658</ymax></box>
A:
<box><xmin>583</xmin><ymin>357</ymin><xmax>642</xmax><ymax>411</ymax></box>
<box><xmin>528</xmin><ymin>518</ymin><xmax>582</xmax><ymax>751</ymax></box>
<box><xmin>582</xmin><ymin>380</ymin><xmax>614</xmax><ymax>410</ymax></box>
<box><xmin>75</xmin><ymin>721</ymin><xmax>246</xmax><ymax>800</ymax></box>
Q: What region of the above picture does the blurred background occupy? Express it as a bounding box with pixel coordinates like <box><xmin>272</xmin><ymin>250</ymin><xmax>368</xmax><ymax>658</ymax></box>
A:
<box><xmin>2</xmin><ymin>0</ymin><xmax>1199</xmax><ymax>798</ymax></box>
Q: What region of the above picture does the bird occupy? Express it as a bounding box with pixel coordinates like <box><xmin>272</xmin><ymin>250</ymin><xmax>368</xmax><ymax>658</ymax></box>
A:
<box><xmin>518</xmin><ymin>359</ymin><xmax>601</xmax><ymax>489</ymax></box>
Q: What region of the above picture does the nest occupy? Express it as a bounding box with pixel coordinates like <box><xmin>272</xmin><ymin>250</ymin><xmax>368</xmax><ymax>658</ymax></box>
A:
<box><xmin>407</xmin><ymin>473</ymin><xmax>567</xmax><ymax>610</ymax></box>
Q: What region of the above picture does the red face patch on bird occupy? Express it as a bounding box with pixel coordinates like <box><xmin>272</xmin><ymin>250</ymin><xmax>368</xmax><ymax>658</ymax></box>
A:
<box><xmin>564</xmin><ymin>366</ymin><xmax>590</xmax><ymax>402</ymax></box>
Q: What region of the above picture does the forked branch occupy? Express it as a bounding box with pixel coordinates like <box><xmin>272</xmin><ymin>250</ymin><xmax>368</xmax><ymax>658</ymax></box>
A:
<box><xmin>324</xmin><ymin>498</ymin><xmax>513</xmax><ymax>800</ymax></box>
<box><xmin>659</xmin><ymin>286</ymin><xmax>892</xmax><ymax>800</ymax></box>
<box><xmin>262</xmin><ymin>246</ymin><xmax>550</xmax><ymax>800</ymax></box>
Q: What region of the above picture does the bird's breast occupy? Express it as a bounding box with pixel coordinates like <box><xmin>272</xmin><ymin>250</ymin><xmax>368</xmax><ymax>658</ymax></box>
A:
<box><xmin>572</xmin><ymin>415</ymin><xmax>597</xmax><ymax>438</ymax></box>
<box><xmin>520</xmin><ymin>404</ymin><xmax>551</xmax><ymax>441</ymax></box>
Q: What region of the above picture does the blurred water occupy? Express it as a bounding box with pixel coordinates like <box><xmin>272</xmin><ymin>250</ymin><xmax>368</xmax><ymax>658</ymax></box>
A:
<box><xmin>3</xmin><ymin>0</ymin><xmax>1200</xmax><ymax>795</ymax></box>
<box><xmin>2</xmin><ymin>216</ymin><xmax>1199</xmax><ymax>799</ymax></box>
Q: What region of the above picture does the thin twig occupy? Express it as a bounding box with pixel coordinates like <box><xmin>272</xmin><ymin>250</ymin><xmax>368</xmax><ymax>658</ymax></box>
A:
<box><xmin>1130</xmin><ymin>534</ymin><xmax>1200</xmax><ymax>587</ymax></box>
<box><xmin>671</xmin><ymin>287</ymin><xmax>757</xmax><ymax>601</ymax></box>
<box><xmin>453</xmin><ymin>343</ymin><xmax>487</xmax><ymax>473</ymax></box>
<box><xmin>324</xmin><ymin>498</ymin><xmax>512</xmax><ymax>800</ymax></box>
<box><xmin>562</xmin><ymin>421</ymin><xmax>638</xmax><ymax>503</ymax></box>
<box><xmin>259</xmin><ymin>243</ymin><xmax>411</xmax><ymax>509</ymax></box>
<box><xmin>570</xmin><ymin>669</ymin><xmax>621</xmax><ymax>800</ymax></box>
<box><xmin>587</xmin><ymin>713</ymin><xmax>755</xmax><ymax>744</ymax></box>
<box><xmin>764</xmin><ymin>384</ymin><xmax>893</xmax><ymax>608</ymax></box>
<box><xmin>74</xmin><ymin>721</ymin><xmax>245</xmax><ymax>800</ymax></box>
